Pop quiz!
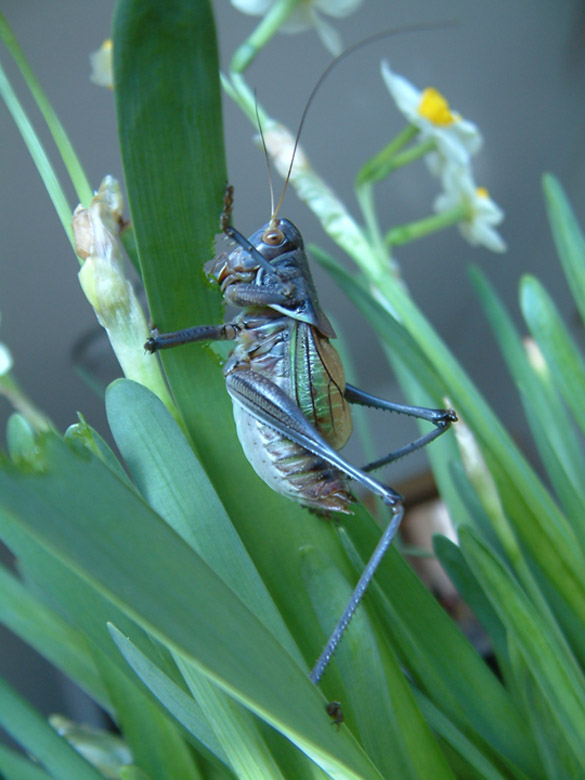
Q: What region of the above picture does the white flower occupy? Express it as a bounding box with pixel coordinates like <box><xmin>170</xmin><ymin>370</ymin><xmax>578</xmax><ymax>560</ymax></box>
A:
<box><xmin>434</xmin><ymin>163</ymin><xmax>506</xmax><ymax>253</ymax></box>
<box><xmin>231</xmin><ymin>0</ymin><xmax>363</xmax><ymax>55</ymax></box>
<box><xmin>90</xmin><ymin>39</ymin><xmax>113</xmax><ymax>89</ymax></box>
<box><xmin>0</xmin><ymin>343</ymin><xmax>13</xmax><ymax>376</ymax></box>
<box><xmin>0</xmin><ymin>310</ymin><xmax>12</xmax><ymax>376</ymax></box>
<box><xmin>381</xmin><ymin>60</ymin><xmax>482</xmax><ymax>170</ymax></box>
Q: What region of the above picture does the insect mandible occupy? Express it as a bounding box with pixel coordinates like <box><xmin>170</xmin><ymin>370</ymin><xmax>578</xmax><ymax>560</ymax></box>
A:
<box><xmin>145</xmin><ymin>33</ymin><xmax>457</xmax><ymax>686</ymax></box>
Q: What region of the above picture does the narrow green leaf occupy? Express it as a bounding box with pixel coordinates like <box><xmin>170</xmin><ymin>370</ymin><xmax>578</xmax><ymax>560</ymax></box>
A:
<box><xmin>460</xmin><ymin>525</ymin><xmax>585</xmax><ymax>767</ymax></box>
<box><xmin>542</xmin><ymin>173</ymin><xmax>585</xmax><ymax>328</ymax></box>
<box><xmin>119</xmin><ymin>767</ymin><xmax>152</xmax><ymax>780</ymax></box>
<box><xmin>0</xmin><ymin>12</ymin><xmax>92</xmax><ymax>205</ymax></box>
<box><xmin>6</xmin><ymin>414</ymin><xmax>37</xmax><ymax>462</ymax></box>
<box><xmin>521</xmin><ymin>274</ymin><xmax>585</xmax><ymax>438</ymax></box>
<box><xmin>321</xmin><ymin>249</ymin><xmax>585</xmax><ymax>666</ymax></box>
<box><xmin>337</xmin><ymin>520</ymin><xmax>540</xmax><ymax>778</ymax></box>
<box><xmin>114</xmin><ymin>0</ymin><xmax>229</xmax><ymax>454</ymax></box>
<box><xmin>302</xmin><ymin>543</ymin><xmax>455</xmax><ymax>780</ymax></box>
<box><xmin>383</xmin><ymin>354</ymin><xmax>471</xmax><ymax>529</ymax></box>
<box><xmin>470</xmin><ymin>265</ymin><xmax>585</xmax><ymax>540</ymax></box>
<box><xmin>312</xmin><ymin>247</ymin><xmax>445</xmax><ymax>394</ymax></box>
<box><xmin>0</xmin><ymin>435</ymin><xmax>384</xmax><ymax>780</ymax></box>
<box><xmin>412</xmin><ymin>692</ymin><xmax>528</xmax><ymax>780</ymax></box>
<box><xmin>448</xmin><ymin>462</ymin><xmax>503</xmax><ymax>554</ymax></box>
<box><xmin>313</xmin><ymin>247</ymin><xmax>470</xmax><ymax>526</ymax></box>
<box><xmin>65</xmin><ymin>417</ymin><xmax>135</xmax><ymax>488</ymax></box>
<box><xmin>0</xmin><ymin>563</ymin><xmax>109</xmax><ymax>709</ymax></box>
<box><xmin>0</xmin><ymin>744</ymin><xmax>55</xmax><ymax>780</ymax></box>
<box><xmin>176</xmin><ymin>655</ymin><xmax>286</xmax><ymax>780</ymax></box>
<box><xmin>106</xmin><ymin>379</ymin><xmax>300</xmax><ymax>662</ymax></box>
<box><xmin>0</xmin><ymin>59</ymin><xmax>73</xmax><ymax>245</ymax></box>
<box><xmin>108</xmin><ymin>624</ymin><xmax>228</xmax><ymax>768</ymax></box>
<box><xmin>94</xmin><ymin>651</ymin><xmax>203</xmax><ymax>780</ymax></box>
<box><xmin>433</xmin><ymin>536</ymin><xmax>507</xmax><ymax>663</ymax></box>
<box><xmin>0</xmin><ymin>676</ymin><xmax>105</xmax><ymax>780</ymax></box>
<box><xmin>509</xmin><ymin>636</ymin><xmax>585</xmax><ymax>780</ymax></box>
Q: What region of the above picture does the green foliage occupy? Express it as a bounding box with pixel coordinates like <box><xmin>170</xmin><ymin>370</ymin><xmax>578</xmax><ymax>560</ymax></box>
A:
<box><xmin>1</xmin><ymin>2</ymin><xmax>585</xmax><ymax>778</ymax></box>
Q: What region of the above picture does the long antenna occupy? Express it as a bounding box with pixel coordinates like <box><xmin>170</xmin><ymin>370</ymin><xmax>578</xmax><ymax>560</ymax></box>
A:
<box><xmin>255</xmin><ymin>92</ymin><xmax>276</xmax><ymax>218</ymax></box>
<box><xmin>270</xmin><ymin>21</ymin><xmax>455</xmax><ymax>224</ymax></box>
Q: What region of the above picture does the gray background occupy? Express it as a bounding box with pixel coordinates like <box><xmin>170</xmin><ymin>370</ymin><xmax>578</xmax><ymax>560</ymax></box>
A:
<box><xmin>1</xmin><ymin>0</ymin><xmax>584</xmax><ymax>726</ymax></box>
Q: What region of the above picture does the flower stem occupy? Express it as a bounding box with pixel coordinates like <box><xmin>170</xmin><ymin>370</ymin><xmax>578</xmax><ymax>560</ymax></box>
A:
<box><xmin>384</xmin><ymin>137</ymin><xmax>437</xmax><ymax>173</ymax></box>
<box><xmin>0</xmin><ymin>372</ymin><xmax>52</xmax><ymax>432</ymax></box>
<box><xmin>386</xmin><ymin>203</ymin><xmax>469</xmax><ymax>247</ymax></box>
<box><xmin>230</xmin><ymin>0</ymin><xmax>302</xmax><ymax>73</ymax></box>
<box><xmin>354</xmin><ymin>182</ymin><xmax>399</xmax><ymax>277</ymax></box>
<box><xmin>356</xmin><ymin>125</ymin><xmax>420</xmax><ymax>186</ymax></box>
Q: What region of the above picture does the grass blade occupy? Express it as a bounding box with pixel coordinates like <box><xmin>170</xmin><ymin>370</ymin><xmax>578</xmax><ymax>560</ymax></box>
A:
<box><xmin>105</xmin><ymin>379</ymin><xmax>300</xmax><ymax>661</ymax></box>
<box><xmin>0</xmin><ymin>59</ymin><xmax>73</xmax><ymax>245</ymax></box>
<box><xmin>0</xmin><ymin>744</ymin><xmax>55</xmax><ymax>780</ymax></box>
<box><xmin>108</xmin><ymin>624</ymin><xmax>229</xmax><ymax>767</ymax></box>
<box><xmin>93</xmin><ymin>651</ymin><xmax>203</xmax><ymax>780</ymax></box>
<box><xmin>0</xmin><ymin>435</ymin><xmax>384</xmax><ymax>780</ymax></box>
<box><xmin>0</xmin><ymin>563</ymin><xmax>108</xmax><ymax>709</ymax></box>
<box><xmin>470</xmin><ymin>265</ymin><xmax>585</xmax><ymax>542</ymax></box>
<box><xmin>521</xmin><ymin>274</ymin><xmax>585</xmax><ymax>438</ymax></box>
<box><xmin>0</xmin><ymin>676</ymin><xmax>105</xmax><ymax>780</ymax></box>
<box><xmin>460</xmin><ymin>525</ymin><xmax>585</xmax><ymax>768</ymax></box>
<box><xmin>0</xmin><ymin>12</ymin><xmax>92</xmax><ymax>205</ymax></box>
<box><xmin>542</xmin><ymin>173</ymin><xmax>585</xmax><ymax>328</ymax></box>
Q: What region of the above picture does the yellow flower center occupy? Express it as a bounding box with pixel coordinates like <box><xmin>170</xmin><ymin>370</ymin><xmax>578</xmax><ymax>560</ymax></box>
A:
<box><xmin>476</xmin><ymin>187</ymin><xmax>489</xmax><ymax>198</ymax></box>
<box><xmin>418</xmin><ymin>88</ymin><xmax>456</xmax><ymax>126</ymax></box>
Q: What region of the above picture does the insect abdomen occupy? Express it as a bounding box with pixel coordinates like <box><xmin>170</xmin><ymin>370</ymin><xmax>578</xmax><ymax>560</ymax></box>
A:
<box><xmin>228</xmin><ymin>316</ymin><xmax>354</xmax><ymax>512</ymax></box>
<box><xmin>233</xmin><ymin>407</ymin><xmax>354</xmax><ymax>512</ymax></box>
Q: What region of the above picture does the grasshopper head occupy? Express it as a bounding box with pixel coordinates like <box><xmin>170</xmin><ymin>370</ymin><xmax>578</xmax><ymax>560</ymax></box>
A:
<box><xmin>249</xmin><ymin>218</ymin><xmax>303</xmax><ymax>262</ymax></box>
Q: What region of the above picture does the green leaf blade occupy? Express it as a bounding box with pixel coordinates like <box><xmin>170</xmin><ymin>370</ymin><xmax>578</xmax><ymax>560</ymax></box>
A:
<box><xmin>543</xmin><ymin>173</ymin><xmax>585</xmax><ymax>328</ymax></box>
<box><xmin>0</xmin><ymin>563</ymin><xmax>109</xmax><ymax>709</ymax></box>
<box><xmin>460</xmin><ymin>525</ymin><xmax>585</xmax><ymax>769</ymax></box>
<box><xmin>0</xmin><ymin>744</ymin><xmax>55</xmax><ymax>780</ymax></box>
<box><xmin>469</xmin><ymin>264</ymin><xmax>585</xmax><ymax>541</ymax></box>
<box><xmin>0</xmin><ymin>435</ymin><xmax>383</xmax><ymax>780</ymax></box>
<box><xmin>114</xmin><ymin>0</ymin><xmax>229</xmax><ymax>449</ymax></box>
<box><xmin>521</xmin><ymin>274</ymin><xmax>585</xmax><ymax>439</ymax></box>
<box><xmin>0</xmin><ymin>676</ymin><xmax>106</xmax><ymax>780</ymax></box>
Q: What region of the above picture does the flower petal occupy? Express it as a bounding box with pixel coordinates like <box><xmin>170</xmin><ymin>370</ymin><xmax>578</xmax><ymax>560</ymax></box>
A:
<box><xmin>434</xmin><ymin>163</ymin><xmax>506</xmax><ymax>253</ymax></box>
<box><xmin>314</xmin><ymin>0</ymin><xmax>364</xmax><ymax>18</ymax></box>
<box><xmin>0</xmin><ymin>343</ymin><xmax>13</xmax><ymax>376</ymax></box>
<box><xmin>231</xmin><ymin>0</ymin><xmax>273</xmax><ymax>15</ymax></box>
<box><xmin>312</xmin><ymin>13</ymin><xmax>344</xmax><ymax>55</ymax></box>
<box><xmin>89</xmin><ymin>39</ymin><xmax>114</xmax><ymax>90</ymax></box>
<box><xmin>381</xmin><ymin>61</ymin><xmax>483</xmax><ymax>171</ymax></box>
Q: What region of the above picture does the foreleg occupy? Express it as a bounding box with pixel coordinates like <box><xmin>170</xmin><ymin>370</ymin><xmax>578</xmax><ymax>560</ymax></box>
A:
<box><xmin>145</xmin><ymin>323</ymin><xmax>239</xmax><ymax>352</ymax></box>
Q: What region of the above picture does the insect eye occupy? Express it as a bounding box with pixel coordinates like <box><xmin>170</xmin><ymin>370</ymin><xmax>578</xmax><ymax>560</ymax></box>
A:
<box><xmin>262</xmin><ymin>227</ymin><xmax>285</xmax><ymax>246</ymax></box>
